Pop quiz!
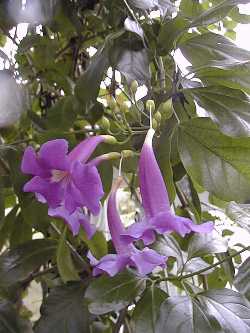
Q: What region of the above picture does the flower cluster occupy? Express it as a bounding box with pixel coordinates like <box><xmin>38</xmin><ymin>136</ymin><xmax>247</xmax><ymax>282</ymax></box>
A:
<box><xmin>21</xmin><ymin>129</ymin><xmax>213</xmax><ymax>277</ymax></box>
<box><xmin>21</xmin><ymin>135</ymin><xmax>115</xmax><ymax>236</ymax></box>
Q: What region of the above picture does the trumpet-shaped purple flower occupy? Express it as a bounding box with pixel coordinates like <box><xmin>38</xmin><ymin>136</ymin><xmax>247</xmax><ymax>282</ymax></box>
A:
<box><xmin>121</xmin><ymin>128</ymin><xmax>213</xmax><ymax>245</ymax></box>
<box><xmin>88</xmin><ymin>177</ymin><xmax>166</xmax><ymax>277</ymax></box>
<box><xmin>21</xmin><ymin>136</ymin><xmax>116</xmax><ymax>237</ymax></box>
<box><xmin>21</xmin><ymin>136</ymin><xmax>114</xmax><ymax>214</ymax></box>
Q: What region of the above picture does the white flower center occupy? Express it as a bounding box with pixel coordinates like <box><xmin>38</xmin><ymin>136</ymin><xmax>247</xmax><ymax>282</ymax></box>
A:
<box><xmin>51</xmin><ymin>170</ymin><xmax>68</xmax><ymax>183</ymax></box>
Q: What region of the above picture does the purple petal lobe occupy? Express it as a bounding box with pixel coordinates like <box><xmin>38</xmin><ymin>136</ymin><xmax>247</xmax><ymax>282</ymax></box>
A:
<box><xmin>130</xmin><ymin>248</ymin><xmax>167</xmax><ymax>276</ymax></box>
<box><xmin>79</xmin><ymin>215</ymin><xmax>96</xmax><ymax>239</ymax></box>
<box><xmin>90</xmin><ymin>254</ymin><xmax>130</xmax><ymax>277</ymax></box>
<box><xmin>48</xmin><ymin>206</ymin><xmax>95</xmax><ymax>237</ymax></box>
<box><xmin>23</xmin><ymin>176</ymin><xmax>63</xmax><ymax>208</ymax></box>
<box><xmin>72</xmin><ymin>161</ymin><xmax>104</xmax><ymax>215</ymax></box>
<box><xmin>21</xmin><ymin>147</ymin><xmax>47</xmax><ymax>177</ymax></box>
<box><xmin>39</xmin><ymin>139</ymin><xmax>69</xmax><ymax>170</ymax></box>
<box><xmin>48</xmin><ymin>206</ymin><xmax>80</xmax><ymax>235</ymax></box>
<box><xmin>152</xmin><ymin>212</ymin><xmax>214</xmax><ymax>237</ymax></box>
<box><xmin>64</xmin><ymin>181</ymin><xmax>84</xmax><ymax>214</ymax></box>
<box><xmin>139</xmin><ymin>128</ymin><xmax>170</xmax><ymax>218</ymax></box>
<box><xmin>120</xmin><ymin>220</ymin><xmax>156</xmax><ymax>246</ymax></box>
<box><xmin>68</xmin><ymin>136</ymin><xmax>105</xmax><ymax>163</ymax></box>
<box><xmin>187</xmin><ymin>220</ymin><xmax>214</xmax><ymax>234</ymax></box>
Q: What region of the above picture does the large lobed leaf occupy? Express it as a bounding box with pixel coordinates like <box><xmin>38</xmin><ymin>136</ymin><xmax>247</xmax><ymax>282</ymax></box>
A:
<box><xmin>156</xmin><ymin>289</ymin><xmax>250</xmax><ymax>333</ymax></box>
<box><xmin>34</xmin><ymin>283</ymin><xmax>90</xmax><ymax>333</ymax></box>
<box><xmin>85</xmin><ymin>270</ymin><xmax>146</xmax><ymax>315</ymax></box>
<box><xmin>178</xmin><ymin>118</ymin><xmax>250</xmax><ymax>203</ymax></box>
<box><xmin>0</xmin><ymin>239</ymin><xmax>57</xmax><ymax>287</ymax></box>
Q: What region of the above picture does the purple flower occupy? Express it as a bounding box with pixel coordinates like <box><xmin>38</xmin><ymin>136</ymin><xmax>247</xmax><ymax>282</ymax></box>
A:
<box><xmin>48</xmin><ymin>206</ymin><xmax>95</xmax><ymax>238</ymax></box>
<box><xmin>88</xmin><ymin>177</ymin><xmax>166</xmax><ymax>277</ymax></box>
<box><xmin>121</xmin><ymin>128</ymin><xmax>213</xmax><ymax>245</ymax></box>
<box><xmin>21</xmin><ymin>136</ymin><xmax>114</xmax><ymax>215</ymax></box>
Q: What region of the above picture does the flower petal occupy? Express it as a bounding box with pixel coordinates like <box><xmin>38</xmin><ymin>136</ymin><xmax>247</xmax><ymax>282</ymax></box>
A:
<box><xmin>68</xmin><ymin>136</ymin><xmax>105</xmax><ymax>163</ymax></box>
<box><xmin>23</xmin><ymin>176</ymin><xmax>63</xmax><ymax>208</ymax></box>
<box><xmin>64</xmin><ymin>181</ymin><xmax>85</xmax><ymax>214</ymax></box>
<box><xmin>152</xmin><ymin>212</ymin><xmax>214</xmax><ymax>237</ymax></box>
<box><xmin>39</xmin><ymin>139</ymin><xmax>69</xmax><ymax>170</ymax></box>
<box><xmin>120</xmin><ymin>220</ymin><xmax>156</xmax><ymax>245</ymax></box>
<box><xmin>89</xmin><ymin>253</ymin><xmax>130</xmax><ymax>277</ymax></box>
<box><xmin>48</xmin><ymin>206</ymin><xmax>81</xmax><ymax>236</ymax></box>
<box><xmin>106</xmin><ymin>177</ymin><xmax>130</xmax><ymax>253</ymax></box>
<box><xmin>21</xmin><ymin>146</ymin><xmax>48</xmax><ymax>177</ymax></box>
<box><xmin>139</xmin><ymin>128</ymin><xmax>170</xmax><ymax>218</ymax></box>
<box><xmin>71</xmin><ymin>162</ymin><xmax>104</xmax><ymax>215</ymax></box>
<box><xmin>130</xmin><ymin>247</ymin><xmax>167</xmax><ymax>276</ymax></box>
<box><xmin>79</xmin><ymin>215</ymin><xmax>96</xmax><ymax>239</ymax></box>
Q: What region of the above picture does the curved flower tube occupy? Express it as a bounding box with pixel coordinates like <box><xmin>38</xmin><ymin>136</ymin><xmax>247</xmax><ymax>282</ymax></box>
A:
<box><xmin>121</xmin><ymin>128</ymin><xmax>213</xmax><ymax>245</ymax></box>
<box><xmin>88</xmin><ymin>177</ymin><xmax>166</xmax><ymax>277</ymax></box>
<box><xmin>21</xmin><ymin>135</ymin><xmax>115</xmax><ymax>215</ymax></box>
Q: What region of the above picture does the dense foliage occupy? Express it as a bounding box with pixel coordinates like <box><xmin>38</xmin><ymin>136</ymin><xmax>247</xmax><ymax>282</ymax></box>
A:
<box><xmin>1</xmin><ymin>0</ymin><xmax>250</xmax><ymax>332</ymax></box>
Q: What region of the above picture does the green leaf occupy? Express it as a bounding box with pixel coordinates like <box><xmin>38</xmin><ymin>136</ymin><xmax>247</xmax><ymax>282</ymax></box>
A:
<box><xmin>9</xmin><ymin>213</ymin><xmax>32</xmax><ymax>248</ymax></box>
<box><xmin>226</xmin><ymin>201</ymin><xmax>250</xmax><ymax>233</ymax></box>
<box><xmin>156</xmin><ymin>289</ymin><xmax>250</xmax><ymax>333</ymax></box>
<box><xmin>158</xmin><ymin>16</ymin><xmax>190</xmax><ymax>55</ymax></box>
<box><xmin>34</xmin><ymin>282</ymin><xmax>90</xmax><ymax>333</ymax></box>
<box><xmin>156</xmin><ymin>295</ymin><xmax>215</xmax><ymax>332</ymax></box>
<box><xmin>0</xmin><ymin>239</ymin><xmax>57</xmax><ymax>287</ymax></box>
<box><xmin>234</xmin><ymin>256</ymin><xmax>250</xmax><ymax>302</ymax></box>
<box><xmin>117</xmin><ymin>48</ymin><xmax>150</xmax><ymax>85</ymax></box>
<box><xmin>56</xmin><ymin>228</ymin><xmax>80</xmax><ymax>283</ymax></box>
<box><xmin>189</xmin><ymin>86</ymin><xmax>250</xmax><ymax>137</ymax></box>
<box><xmin>80</xmin><ymin>231</ymin><xmax>107</xmax><ymax>260</ymax></box>
<box><xmin>191</xmin><ymin>0</ymin><xmax>249</xmax><ymax>27</ymax></box>
<box><xmin>194</xmin><ymin>60</ymin><xmax>250</xmax><ymax>94</ymax></box>
<box><xmin>184</xmin><ymin>257</ymin><xmax>215</xmax><ymax>275</ymax></box>
<box><xmin>0</xmin><ymin>299</ymin><xmax>23</xmax><ymax>333</ymax></box>
<box><xmin>128</xmin><ymin>0</ymin><xmax>156</xmax><ymax>10</ymax></box>
<box><xmin>178</xmin><ymin>117</ymin><xmax>250</xmax><ymax>202</ymax></box>
<box><xmin>156</xmin><ymin>125</ymin><xmax>176</xmax><ymax>203</ymax></box>
<box><xmin>180</xmin><ymin>32</ymin><xmax>250</xmax><ymax>67</ymax></box>
<box><xmin>180</xmin><ymin>0</ymin><xmax>203</xmax><ymax>17</ymax></box>
<box><xmin>0</xmin><ymin>206</ymin><xmax>18</xmax><ymax>251</ymax></box>
<box><xmin>132</xmin><ymin>286</ymin><xmax>167</xmax><ymax>333</ymax></box>
<box><xmin>75</xmin><ymin>46</ymin><xmax>109</xmax><ymax>107</ymax></box>
<box><xmin>85</xmin><ymin>270</ymin><xmax>146</xmax><ymax>315</ymax></box>
<box><xmin>207</xmin><ymin>267</ymin><xmax>229</xmax><ymax>289</ymax></box>
<box><xmin>188</xmin><ymin>232</ymin><xmax>228</xmax><ymax>259</ymax></box>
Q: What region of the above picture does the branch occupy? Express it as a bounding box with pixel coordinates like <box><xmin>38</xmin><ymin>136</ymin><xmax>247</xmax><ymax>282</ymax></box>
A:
<box><xmin>157</xmin><ymin>245</ymin><xmax>250</xmax><ymax>283</ymax></box>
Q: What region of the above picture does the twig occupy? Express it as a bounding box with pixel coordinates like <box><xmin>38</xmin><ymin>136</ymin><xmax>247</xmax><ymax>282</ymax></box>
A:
<box><xmin>51</xmin><ymin>222</ymin><xmax>91</xmax><ymax>274</ymax></box>
<box><xmin>114</xmin><ymin>309</ymin><xmax>127</xmax><ymax>333</ymax></box>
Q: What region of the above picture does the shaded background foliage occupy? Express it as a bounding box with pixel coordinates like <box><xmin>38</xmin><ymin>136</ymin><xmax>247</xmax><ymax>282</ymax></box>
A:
<box><xmin>1</xmin><ymin>0</ymin><xmax>250</xmax><ymax>332</ymax></box>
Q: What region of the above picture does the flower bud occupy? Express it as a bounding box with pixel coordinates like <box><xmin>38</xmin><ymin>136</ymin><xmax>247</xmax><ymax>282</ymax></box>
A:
<box><xmin>108</xmin><ymin>97</ymin><xmax>117</xmax><ymax>110</ymax></box>
<box><xmin>154</xmin><ymin>111</ymin><xmax>161</xmax><ymax>123</ymax></box>
<box><xmin>146</xmin><ymin>100</ymin><xmax>155</xmax><ymax>113</ymax></box>
<box><xmin>130</xmin><ymin>80</ymin><xmax>139</xmax><ymax>94</ymax></box>
<box><xmin>152</xmin><ymin>119</ymin><xmax>158</xmax><ymax>130</ymax></box>
<box><xmin>160</xmin><ymin>99</ymin><xmax>173</xmax><ymax>119</ymax></box>
<box><xmin>99</xmin><ymin>116</ymin><xmax>110</xmax><ymax>130</ymax></box>
<box><xmin>121</xmin><ymin>150</ymin><xmax>134</xmax><ymax>158</ymax></box>
<box><xmin>102</xmin><ymin>135</ymin><xmax>117</xmax><ymax>144</ymax></box>
<box><xmin>120</xmin><ymin>102</ymin><xmax>129</xmax><ymax>114</ymax></box>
